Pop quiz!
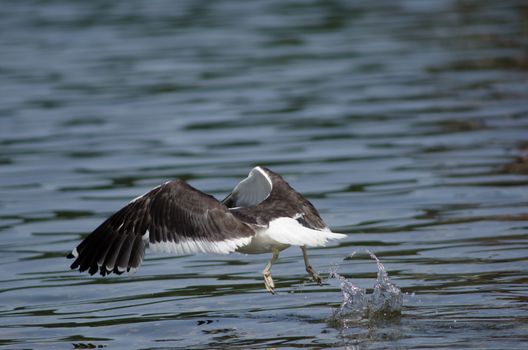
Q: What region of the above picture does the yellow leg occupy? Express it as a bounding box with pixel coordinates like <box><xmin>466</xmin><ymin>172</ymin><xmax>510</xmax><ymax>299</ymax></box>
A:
<box><xmin>301</xmin><ymin>246</ymin><xmax>322</xmax><ymax>285</ymax></box>
<box><xmin>263</xmin><ymin>248</ymin><xmax>280</xmax><ymax>295</ymax></box>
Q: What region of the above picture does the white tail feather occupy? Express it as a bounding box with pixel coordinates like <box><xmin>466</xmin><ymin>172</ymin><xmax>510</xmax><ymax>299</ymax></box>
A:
<box><xmin>266</xmin><ymin>217</ymin><xmax>346</xmax><ymax>247</ymax></box>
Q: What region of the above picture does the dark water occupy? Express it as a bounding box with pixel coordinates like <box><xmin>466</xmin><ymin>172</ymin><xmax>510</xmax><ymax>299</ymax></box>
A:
<box><xmin>1</xmin><ymin>0</ymin><xmax>528</xmax><ymax>349</ymax></box>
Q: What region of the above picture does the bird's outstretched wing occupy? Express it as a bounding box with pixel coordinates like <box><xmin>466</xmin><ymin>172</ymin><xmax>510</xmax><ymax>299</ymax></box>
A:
<box><xmin>225</xmin><ymin>166</ymin><xmax>347</xmax><ymax>247</ymax></box>
<box><xmin>67</xmin><ymin>180</ymin><xmax>256</xmax><ymax>276</ymax></box>
<box><xmin>225</xmin><ymin>167</ymin><xmax>329</xmax><ymax>230</ymax></box>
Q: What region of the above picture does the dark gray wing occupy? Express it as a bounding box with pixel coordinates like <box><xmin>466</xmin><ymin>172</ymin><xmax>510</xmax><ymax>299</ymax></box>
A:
<box><xmin>228</xmin><ymin>167</ymin><xmax>346</xmax><ymax>247</ymax></box>
<box><xmin>229</xmin><ymin>167</ymin><xmax>329</xmax><ymax>231</ymax></box>
<box><xmin>67</xmin><ymin>180</ymin><xmax>256</xmax><ymax>276</ymax></box>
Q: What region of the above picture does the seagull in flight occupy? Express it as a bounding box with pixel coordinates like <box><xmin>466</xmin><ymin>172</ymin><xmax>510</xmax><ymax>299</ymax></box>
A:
<box><xmin>67</xmin><ymin>166</ymin><xmax>346</xmax><ymax>294</ymax></box>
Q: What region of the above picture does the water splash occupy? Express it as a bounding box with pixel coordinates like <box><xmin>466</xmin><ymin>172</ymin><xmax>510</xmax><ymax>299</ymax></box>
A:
<box><xmin>329</xmin><ymin>250</ymin><xmax>402</xmax><ymax>327</ymax></box>
<box><xmin>367</xmin><ymin>250</ymin><xmax>403</xmax><ymax>317</ymax></box>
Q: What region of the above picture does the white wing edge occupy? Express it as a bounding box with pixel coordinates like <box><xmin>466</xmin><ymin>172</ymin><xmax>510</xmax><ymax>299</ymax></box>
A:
<box><xmin>148</xmin><ymin>236</ymin><xmax>253</xmax><ymax>255</ymax></box>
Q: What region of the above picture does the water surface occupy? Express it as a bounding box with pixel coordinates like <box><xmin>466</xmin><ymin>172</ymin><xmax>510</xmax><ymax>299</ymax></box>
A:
<box><xmin>1</xmin><ymin>0</ymin><xmax>528</xmax><ymax>349</ymax></box>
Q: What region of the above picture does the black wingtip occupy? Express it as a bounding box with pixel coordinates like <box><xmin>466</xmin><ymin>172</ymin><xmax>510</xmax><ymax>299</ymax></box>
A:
<box><xmin>88</xmin><ymin>264</ymin><xmax>99</xmax><ymax>275</ymax></box>
<box><xmin>70</xmin><ymin>260</ymin><xmax>80</xmax><ymax>270</ymax></box>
